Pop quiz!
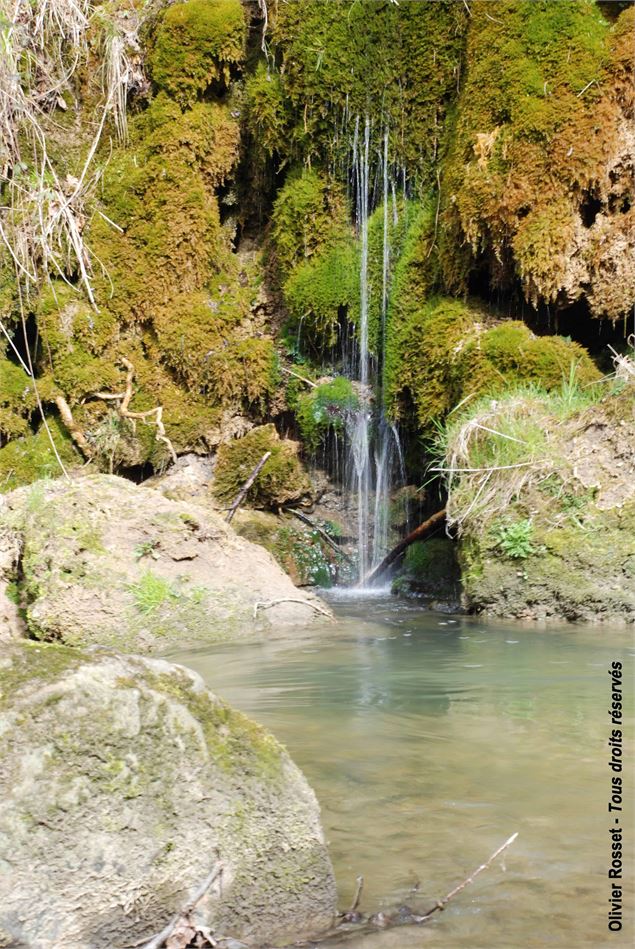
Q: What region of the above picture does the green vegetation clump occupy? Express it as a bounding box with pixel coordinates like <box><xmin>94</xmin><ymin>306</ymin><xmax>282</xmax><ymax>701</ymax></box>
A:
<box><xmin>258</xmin><ymin>0</ymin><xmax>467</xmax><ymax>175</ymax></box>
<box><xmin>386</xmin><ymin>297</ymin><xmax>600</xmax><ymax>429</ymax></box>
<box><xmin>149</xmin><ymin>0</ymin><xmax>246</xmax><ymax>107</ymax></box>
<box><xmin>440</xmin><ymin>1</ymin><xmax>632</xmax><ymax>319</ymax></box>
<box><xmin>296</xmin><ymin>378</ymin><xmax>359</xmax><ymax>452</ymax></box>
<box><xmin>0</xmin><ymin>418</ymin><xmax>80</xmax><ymax>493</ymax></box>
<box><xmin>493</xmin><ymin>518</ymin><xmax>538</xmax><ymax>559</ymax></box>
<box><xmin>0</xmin><ymin>359</ymin><xmax>39</xmax><ymax>442</ymax></box>
<box><xmin>213</xmin><ymin>425</ymin><xmax>312</xmax><ymax>510</ymax></box>
<box><xmin>392</xmin><ymin>537</ymin><xmax>461</xmax><ymax>602</ymax></box>
<box><xmin>284</xmin><ymin>242</ymin><xmax>359</xmax><ymax>354</ymax></box>
<box><xmin>270</xmin><ymin>168</ymin><xmax>351</xmax><ymax>281</ymax></box>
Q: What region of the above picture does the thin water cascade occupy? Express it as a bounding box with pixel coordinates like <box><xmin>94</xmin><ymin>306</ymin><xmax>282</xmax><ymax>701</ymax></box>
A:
<box><xmin>346</xmin><ymin>119</ymin><xmax>406</xmax><ymax>585</ymax></box>
<box><xmin>349</xmin><ymin>116</ymin><xmax>372</xmax><ymax>581</ymax></box>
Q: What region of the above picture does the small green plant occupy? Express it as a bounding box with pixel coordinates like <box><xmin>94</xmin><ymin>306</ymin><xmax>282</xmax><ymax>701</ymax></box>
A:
<box><xmin>134</xmin><ymin>540</ymin><xmax>160</xmax><ymax>561</ymax></box>
<box><xmin>493</xmin><ymin>518</ymin><xmax>537</xmax><ymax>559</ymax></box>
<box><xmin>128</xmin><ymin>571</ymin><xmax>179</xmax><ymax>614</ymax></box>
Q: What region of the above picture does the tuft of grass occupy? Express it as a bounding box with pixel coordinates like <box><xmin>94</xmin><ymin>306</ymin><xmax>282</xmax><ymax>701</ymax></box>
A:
<box><xmin>435</xmin><ymin>372</ymin><xmax>603</xmax><ymax>534</ymax></box>
<box><xmin>128</xmin><ymin>571</ymin><xmax>179</xmax><ymax>615</ymax></box>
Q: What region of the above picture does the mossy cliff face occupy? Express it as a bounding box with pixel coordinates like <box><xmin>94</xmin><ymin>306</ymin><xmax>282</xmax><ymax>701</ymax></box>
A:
<box><xmin>441</xmin><ymin>1</ymin><xmax>635</xmax><ymax>319</ymax></box>
<box><xmin>0</xmin><ymin>474</ymin><xmax>331</xmax><ymax>652</ymax></box>
<box><xmin>0</xmin><ymin>643</ymin><xmax>337</xmax><ymax>948</ymax></box>
<box><xmin>0</xmin><ymin>0</ymin><xmax>279</xmax><ymax>484</ymax></box>
<box><xmin>445</xmin><ymin>386</ymin><xmax>635</xmax><ymax>623</ymax></box>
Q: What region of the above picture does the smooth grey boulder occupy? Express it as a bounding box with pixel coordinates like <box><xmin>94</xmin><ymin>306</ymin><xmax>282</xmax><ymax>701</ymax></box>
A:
<box><xmin>0</xmin><ymin>642</ymin><xmax>337</xmax><ymax>948</ymax></box>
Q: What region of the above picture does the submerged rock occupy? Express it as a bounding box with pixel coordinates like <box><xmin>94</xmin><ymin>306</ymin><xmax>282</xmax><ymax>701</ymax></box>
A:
<box><xmin>0</xmin><ymin>643</ymin><xmax>337</xmax><ymax>948</ymax></box>
<box><xmin>0</xmin><ymin>474</ymin><xmax>331</xmax><ymax>653</ymax></box>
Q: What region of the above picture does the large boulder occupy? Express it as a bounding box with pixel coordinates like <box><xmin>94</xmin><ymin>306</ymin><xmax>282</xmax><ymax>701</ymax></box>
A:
<box><xmin>0</xmin><ymin>474</ymin><xmax>331</xmax><ymax>653</ymax></box>
<box><xmin>0</xmin><ymin>642</ymin><xmax>337</xmax><ymax>948</ymax></box>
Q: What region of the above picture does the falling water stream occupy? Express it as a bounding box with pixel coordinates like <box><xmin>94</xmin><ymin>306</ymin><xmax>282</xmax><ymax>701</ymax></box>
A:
<box><xmin>173</xmin><ymin>597</ymin><xmax>635</xmax><ymax>949</ymax></box>
<box><xmin>347</xmin><ymin>119</ymin><xmax>407</xmax><ymax>583</ymax></box>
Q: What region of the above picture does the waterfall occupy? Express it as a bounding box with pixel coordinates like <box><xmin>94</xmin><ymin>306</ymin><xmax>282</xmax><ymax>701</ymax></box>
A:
<box><xmin>346</xmin><ymin>120</ymin><xmax>406</xmax><ymax>585</ymax></box>
<box><xmin>349</xmin><ymin>116</ymin><xmax>372</xmax><ymax>581</ymax></box>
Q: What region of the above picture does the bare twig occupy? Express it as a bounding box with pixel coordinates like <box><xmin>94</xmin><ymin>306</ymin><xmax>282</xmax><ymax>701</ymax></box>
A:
<box><xmin>253</xmin><ymin>598</ymin><xmax>332</xmax><ymax>619</ymax></box>
<box><xmin>54</xmin><ymin>395</ymin><xmax>92</xmax><ymax>459</ymax></box>
<box><xmin>226</xmin><ymin>451</ymin><xmax>272</xmax><ymax>523</ymax></box>
<box><xmin>139</xmin><ymin>863</ymin><xmax>224</xmax><ymax>949</ymax></box>
<box><xmin>281</xmin><ymin>367</ymin><xmax>317</xmax><ymax>388</ymax></box>
<box><xmin>417</xmin><ymin>832</ymin><xmax>519</xmax><ymax>920</ymax></box>
<box><xmin>362</xmin><ymin>509</ymin><xmax>446</xmax><ymax>586</ymax></box>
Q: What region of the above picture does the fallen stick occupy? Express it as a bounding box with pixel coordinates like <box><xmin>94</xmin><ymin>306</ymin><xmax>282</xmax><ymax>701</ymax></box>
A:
<box><xmin>281</xmin><ymin>367</ymin><xmax>317</xmax><ymax>388</ymax></box>
<box><xmin>284</xmin><ymin>507</ymin><xmax>353</xmax><ymax>562</ymax></box>
<box><xmin>139</xmin><ymin>863</ymin><xmax>223</xmax><ymax>949</ymax></box>
<box><xmin>417</xmin><ymin>831</ymin><xmax>519</xmax><ymax>921</ymax></box>
<box><xmin>253</xmin><ymin>597</ymin><xmax>332</xmax><ymax>619</ymax></box>
<box><xmin>362</xmin><ymin>508</ymin><xmax>446</xmax><ymax>586</ymax></box>
<box><xmin>225</xmin><ymin>451</ymin><xmax>271</xmax><ymax>524</ymax></box>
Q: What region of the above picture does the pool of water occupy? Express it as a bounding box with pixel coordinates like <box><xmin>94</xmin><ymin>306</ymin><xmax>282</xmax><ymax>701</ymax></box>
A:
<box><xmin>172</xmin><ymin>596</ymin><xmax>634</xmax><ymax>949</ymax></box>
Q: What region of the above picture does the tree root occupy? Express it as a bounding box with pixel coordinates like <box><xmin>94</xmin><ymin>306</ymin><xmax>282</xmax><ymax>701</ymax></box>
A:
<box><xmin>55</xmin><ymin>357</ymin><xmax>177</xmax><ymax>466</ymax></box>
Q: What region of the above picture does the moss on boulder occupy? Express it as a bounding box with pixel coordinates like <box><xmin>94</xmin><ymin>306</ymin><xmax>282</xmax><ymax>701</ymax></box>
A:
<box><xmin>0</xmin><ymin>643</ymin><xmax>336</xmax><ymax>948</ymax></box>
<box><xmin>149</xmin><ymin>0</ymin><xmax>246</xmax><ymax>107</ymax></box>
<box><xmin>445</xmin><ymin>385</ymin><xmax>635</xmax><ymax>623</ymax></box>
<box><xmin>213</xmin><ymin>425</ymin><xmax>313</xmax><ymax>511</ymax></box>
<box><xmin>441</xmin><ymin>1</ymin><xmax>635</xmax><ymax>320</ymax></box>
<box><xmin>386</xmin><ymin>296</ymin><xmax>600</xmax><ymax>429</ymax></box>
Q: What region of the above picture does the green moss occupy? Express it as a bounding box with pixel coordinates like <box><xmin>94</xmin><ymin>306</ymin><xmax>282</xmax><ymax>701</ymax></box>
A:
<box><xmin>386</xmin><ymin>296</ymin><xmax>600</xmax><ymax>429</ymax></box>
<box><xmin>271</xmin><ymin>168</ymin><xmax>351</xmax><ymax>282</ymax></box>
<box><xmin>0</xmin><ymin>642</ymin><xmax>86</xmax><ymax>711</ymax></box>
<box><xmin>213</xmin><ymin>424</ymin><xmax>312</xmax><ymax>510</ymax></box>
<box><xmin>296</xmin><ymin>377</ymin><xmax>359</xmax><ymax>452</ymax></box>
<box><xmin>392</xmin><ymin>537</ymin><xmax>461</xmax><ymax>601</ymax></box>
<box><xmin>266</xmin><ymin>0</ymin><xmax>467</xmax><ymax>175</ymax></box>
<box><xmin>149</xmin><ymin>0</ymin><xmax>245</xmax><ymax>108</ymax></box>
<box><xmin>284</xmin><ymin>241</ymin><xmax>359</xmax><ymax>354</ymax></box>
<box><xmin>440</xmin><ymin>0</ymin><xmax>628</xmax><ymax>315</ymax></box>
<box><xmin>0</xmin><ymin>418</ymin><xmax>80</xmax><ymax>493</ymax></box>
<box><xmin>0</xmin><ymin>358</ymin><xmax>39</xmax><ymax>440</ymax></box>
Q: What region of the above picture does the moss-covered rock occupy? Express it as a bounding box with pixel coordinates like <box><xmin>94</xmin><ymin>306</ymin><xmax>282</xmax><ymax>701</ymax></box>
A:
<box><xmin>1</xmin><ymin>474</ymin><xmax>331</xmax><ymax>651</ymax></box>
<box><xmin>386</xmin><ymin>297</ymin><xmax>600</xmax><ymax>429</ymax></box>
<box><xmin>0</xmin><ymin>418</ymin><xmax>81</xmax><ymax>493</ymax></box>
<box><xmin>149</xmin><ymin>0</ymin><xmax>246</xmax><ymax>107</ymax></box>
<box><xmin>392</xmin><ymin>537</ymin><xmax>462</xmax><ymax>610</ymax></box>
<box><xmin>233</xmin><ymin>509</ymin><xmax>348</xmax><ymax>588</ymax></box>
<box><xmin>445</xmin><ymin>385</ymin><xmax>635</xmax><ymax>623</ymax></box>
<box><xmin>0</xmin><ymin>643</ymin><xmax>336</xmax><ymax>948</ymax></box>
<box><xmin>296</xmin><ymin>377</ymin><xmax>359</xmax><ymax>452</ymax></box>
<box><xmin>253</xmin><ymin>0</ymin><xmax>467</xmax><ymax>175</ymax></box>
<box><xmin>213</xmin><ymin>425</ymin><xmax>313</xmax><ymax>511</ymax></box>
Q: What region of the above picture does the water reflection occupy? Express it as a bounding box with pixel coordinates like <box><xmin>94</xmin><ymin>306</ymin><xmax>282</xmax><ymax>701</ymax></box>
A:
<box><xmin>171</xmin><ymin>597</ymin><xmax>634</xmax><ymax>949</ymax></box>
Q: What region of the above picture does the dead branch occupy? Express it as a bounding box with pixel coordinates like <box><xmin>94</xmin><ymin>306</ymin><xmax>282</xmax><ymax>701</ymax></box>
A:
<box><xmin>417</xmin><ymin>832</ymin><xmax>519</xmax><ymax>920</ymax></box>
<box><xmin>281</xmin><ymin>367</ymin><xmax>317</xmax><ymax>388</ymax></box>
<box><xmin>87</xmin><ymin>357</ymin><xmax>177</xmax><ymax>465</ymax></box>
<box><xmin>362</xmin><ymin>508</ymin><xmax>446</xmax><ymax>586</ymax></box>
<box><xmin>253</xmin><ymin>598</ymin><xmax>332</xmax><ymax>619</ymax></box>
<box><xmin>284</xmin><ymin>507</ymin><xmax>353</xmax><ymax>562</ymax></box>
<box><xmin>226</xmin><ymin>451</ymin><xmax>272</xmax><ymax>523</ymax></box>
<box><xmin>139</xmin><ymin>863</ymin><xmax>224</xmax><ymax>949</ymax></box>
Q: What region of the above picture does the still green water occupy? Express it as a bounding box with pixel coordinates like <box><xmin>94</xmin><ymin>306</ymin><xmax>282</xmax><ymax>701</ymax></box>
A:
<box><xmin>173</xmin><ymin>595</ymin><xmax>634</xmax><ymax>949</ymax></box>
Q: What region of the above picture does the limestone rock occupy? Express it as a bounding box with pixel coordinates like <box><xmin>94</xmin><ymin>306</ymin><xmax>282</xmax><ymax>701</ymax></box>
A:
<box><xmin>0</xmin><ymin>474</ymin><xmax>331</xmax><ymax>653</ymax></box>
<box><xmin>0</xmin><ymin>643</ymin><xmax>337</xmax><ymax>949</ymax></box>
